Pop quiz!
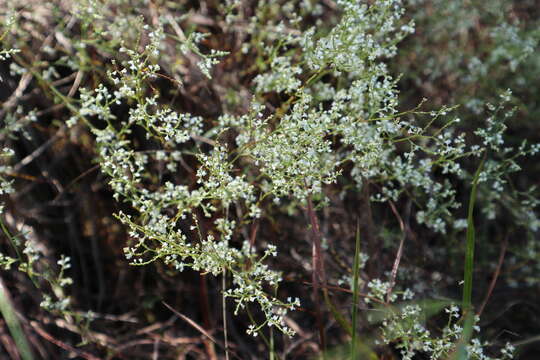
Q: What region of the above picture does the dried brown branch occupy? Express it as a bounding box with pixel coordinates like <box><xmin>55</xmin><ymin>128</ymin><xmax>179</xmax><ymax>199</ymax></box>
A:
<box><xmin>477</xmin><ymin>236</ymin><xmax>508</xmax><ymax>317</ymax></box>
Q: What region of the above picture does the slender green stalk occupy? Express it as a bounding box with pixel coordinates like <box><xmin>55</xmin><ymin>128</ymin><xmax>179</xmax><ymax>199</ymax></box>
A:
<box><xmin>0</xmin><ymin>219</ymin><xmax>22</xmax><ymax>260</ymax></box>
<box><xmin>351</xmin><ymin>224</ymin><xmax>361</xmax><ymax>360</ymax></box>
<box><xmin>245</xmin><ymin>307</ymin><xmax>271</xmax><ymax>348</ymax></box>
<box><xmin>453</xmin><ymin>312</ymin><xmax>475</xmax><ymax>360</ymax></box>
<box><xmin>462</xmin><ymin>156</ymin><xmax>485</xmax><ymax>312</ymax></box>
<box><xmin>458</xmin><ymin>155</ymin><xmax>486</xmax><ymax>360</ymax></box>
<box><xmin>322</xmin><ymin>289</ymin><xmax>352</xmax><ymax>335</ymax></box>
<box><xmin>0</xmin><ymin>279</ymin><xmax>34</xmax><ymax>360</ymax></box>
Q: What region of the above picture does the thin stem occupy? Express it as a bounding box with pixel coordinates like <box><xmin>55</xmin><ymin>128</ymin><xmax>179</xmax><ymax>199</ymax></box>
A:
<box><xmin>463</xmin><ymin>154</ymin><xmax>486</xmax><ymax>312</ymax></box>
<box><xmin>306</xmin><ymin>192</ymin><xmax>327</xmax><ymax>355</ymax></box>
<box><xmin>222</xmin><ymin>268</ymin><xmax>230</xmax><ymax>360</ymax></box>
<box><xmin>351</xmin><ymin>224</ymin><xmax>361</xmax><ymax>360</ymax></box>
<box><xmin>477</xmin><ymin>235</ymin><xmax>508</xmax><ymax>317</ymax></box>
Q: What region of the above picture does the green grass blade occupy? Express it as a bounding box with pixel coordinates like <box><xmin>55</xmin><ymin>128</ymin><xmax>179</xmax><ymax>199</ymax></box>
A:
<box><xmin>462</xmin><ymin>156</ymin><xmax>485</xmax><ymax>312</ymax></box>
<box><xmin>0</xmin><ymin>279</ymin><xmax>34</xmax><ymax>360</ymax></box>
<box><xmin>322</xmin><ymin>289</ymin><xmax>352</xmax><ymax>336</ymax></box>
<box><xmin>458</xmin><ymin>155</ymin><xmax>486</xmax><ymax>360</ymax></box>
<box><xmin>447</xmin><ymin>312</ymin><xmax>474</xmax><ymax>360</ymax></box>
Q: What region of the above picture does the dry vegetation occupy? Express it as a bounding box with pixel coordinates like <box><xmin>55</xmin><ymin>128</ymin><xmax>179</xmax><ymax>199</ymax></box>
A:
<box><xmin>0</xmin><ymin>1</ymin><xmax>539</xmax><ymax>359</ymax></box>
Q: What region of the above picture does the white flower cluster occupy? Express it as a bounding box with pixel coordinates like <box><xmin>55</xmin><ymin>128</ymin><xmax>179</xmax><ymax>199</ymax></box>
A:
<box><xmin>365</xmin><ymin>278</ymin><xmax>395</xmax><ymax>303</ymax></box>
<box><xmin>1</xmin><ymin>107</ymin><xmax>38</xmax><ymax>140</ymax></box>
<box><xmin>72</xmin><ymin>19</ymin><xmax>300</xmax><ymax>336</ymax></box>
<box><xmin>226</xmin><ymin>242</ymin><xmax>300</xmax><ymax>337</ymax></box>
<box><xmin>179</xmin><ymin>31</ymin><xmax>229</xmax><ymax>79</ymax></box>
<box><xmin>254</xmin><ymin>56</ymin><xmax>302</xmax><ymax>94</ymax></box>
<box><xmin>0</xmin><ymin>47</ymin><xmax>19</xmax><ymax>62</ymax></box>
<box><xmin>0</xmin><ymin>148</ymin><xmax>14</xmax><ymax>199</ymax></box>
<box><xmin>488</xmin><ymin>22</ymin><xmax>538</xmax><ymax>73</ymax></box>
<box><xmin>302</xmin><ymin>0</ymin><xmax>414</xmax><ymax>72</ymax></box>
<box><xmin>0</xmin><ymin>14</ymin><xmax>19</xmax><ymax>65</ymax></box>
<box><xmin>471</xmin><ymin>90</ymin><xmax>540</xmax><ymax>226</ymax></box>
<box><xmin>381</xmin><ymin>303</ymin><xmax>515</xmax><ymax>360</ymax></box>
<box><xmin>197</xmin><ymin>146</ymin><xmax>255</xmax><ymax>207</ymax></box>
<box><xmin>64</xmin><ymin>0</ymin><xmax>538</xmax><ymax>343</ymax></box>
<box><xmin>0</xmin><ymin>30</ymin><xmax>78</xmax><ymax>316</ymax></box>
<box><xmin>244</xmin><ymin>92</ymin><xmax>339</xmax><ymax>198</ymax></box>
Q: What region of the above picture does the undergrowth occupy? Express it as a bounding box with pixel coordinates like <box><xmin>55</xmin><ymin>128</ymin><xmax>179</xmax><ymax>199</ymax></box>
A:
<box><xmin>0</xmin><ymin>0</ymin><xmax>539</xmax><ymax>359</ymax></box>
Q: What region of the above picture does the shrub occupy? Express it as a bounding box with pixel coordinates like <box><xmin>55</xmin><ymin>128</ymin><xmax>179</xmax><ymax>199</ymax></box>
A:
<box><xmin>0</xmin><ymin>0</ymin><xmax>538</xmax><ymax>358</ymax></box>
